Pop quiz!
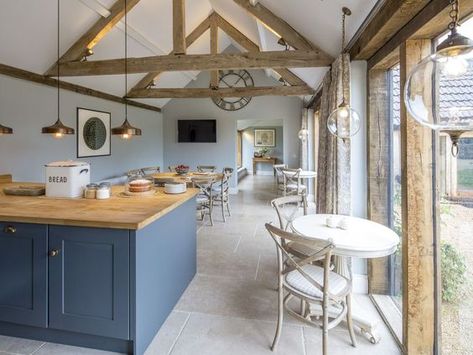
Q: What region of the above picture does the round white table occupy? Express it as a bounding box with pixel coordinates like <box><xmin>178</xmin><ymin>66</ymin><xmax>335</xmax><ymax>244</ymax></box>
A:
<box><xmin>291</xmin><ymin>214</ymin><xmax>400</xmax><ymax>344</ymax></box>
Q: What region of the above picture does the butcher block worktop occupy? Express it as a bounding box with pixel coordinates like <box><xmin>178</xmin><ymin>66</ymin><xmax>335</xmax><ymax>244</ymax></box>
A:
<box><xmin>0</xmin><ymin>182</ymin><xmax>199</xmax><ymax>230</ymax></box>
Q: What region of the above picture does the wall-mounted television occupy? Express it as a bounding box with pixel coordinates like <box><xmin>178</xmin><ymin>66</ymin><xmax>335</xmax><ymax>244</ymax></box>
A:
<box><xmin>178</xmin><ymin>119</ymin><xmax>217</xmax><ymax>143</ymax></box>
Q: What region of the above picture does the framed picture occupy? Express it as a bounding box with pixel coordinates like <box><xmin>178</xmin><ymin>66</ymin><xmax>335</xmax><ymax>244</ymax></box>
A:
<box><xmin>254</xmin><ymin>129</ymin><xmax>276</xmax><ymax>147</ymax></box>
<box><xmin>77</xmin><ymin>108</ymin><xmax>111</xmax><ymax>158</ymax></box>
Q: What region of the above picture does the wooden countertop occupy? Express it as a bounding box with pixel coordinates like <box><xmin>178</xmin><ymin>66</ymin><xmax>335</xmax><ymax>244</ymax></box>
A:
<box><xmin>0</xmin><ymin>183</ymin><xmax>199</xmax><ymax>230</ymax></box>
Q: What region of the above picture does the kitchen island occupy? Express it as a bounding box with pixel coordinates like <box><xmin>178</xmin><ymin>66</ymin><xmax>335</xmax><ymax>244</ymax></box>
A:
<box><xmin>0</xmin><ymin>182</ymin><xmax>199</xmax><ymax>355</ymax></box>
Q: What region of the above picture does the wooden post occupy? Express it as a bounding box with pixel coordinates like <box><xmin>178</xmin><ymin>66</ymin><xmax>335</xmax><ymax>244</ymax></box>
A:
<box><xmin>173</xmin><ymin>0</ymin><xmax>186</xmax><ymax>55</ymax></box>
<box><xmin>400</xmin><ymin>39</ymin><xmax>436</xmax><ymax>354</ymax></box>
<box><xmin>367</xmin><ymin>68</ymin><xmax>391</xmax><ymax>294</ymax></box>
<box><xmin>210</xmin><ymin>17</ymin><xmax>219</xmax><ymax>88</ymax></box>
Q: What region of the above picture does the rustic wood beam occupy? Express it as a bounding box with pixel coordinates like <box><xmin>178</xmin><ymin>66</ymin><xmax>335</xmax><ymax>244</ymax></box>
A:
<box><xmin>233</xmin><ymin>0</ymin><xmax>333</xmax><ymax>63</ymax></box>
<box><xmin>348</xmin><ymin>0</ymin><xmax>430</xmax><ymax>61</ymax></box>
<box><xmin>130</xmin><ymin>14</ymin><xmax>212</xmax><ymax>92</ymax></box>
<box><xmin>45</xmin><ymin>0</ymin><xmax>141</xmax><ymax>76</ymax></box>
<box><xmin>367</xmin><ymin>69</ymin><xmax>391</xmax><ymax>294</ymax></box>
<box><xmin>0</xmin><ymin>63</ymin><xmax>161</xmax><ymax>113</ymax></box>
<box><xmin>210</xmin><ymin>16</ymin><xmax>219</xmax><ymax>88</ymax></box>
<box><xmin>213</xmin><ymin>13</ymin><xmax>308</xmax><ymax>87</ymax></box>
<box><xmin>369</xmin><ymin>0</ymin><xmax>473</xmax><ymax>68</ymax></box>
<box><xmin>173</xmin><ymin>0</ymin><xmax>186</xmax><ymax>55</ymax></box>
<box><xmin>400</xmin><ymin>39</ymin><xmax>436</xmax><ymax>354</ymax></box>
<box><xmin>53</xmin><ymin>50</ymin><xmax>332</xmax><ymax>77</ymax></box>
<box><xmin>128</xmin><ymin>85</ymin><xmax>313</xmax><ymax>98</ymax></box>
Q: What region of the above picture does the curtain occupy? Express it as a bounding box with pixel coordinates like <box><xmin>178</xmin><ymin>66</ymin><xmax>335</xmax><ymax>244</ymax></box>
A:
<box><xmin>317</xmin><ymin>54</ymin><xmax>351</xmax><ymax>215</ymax></box>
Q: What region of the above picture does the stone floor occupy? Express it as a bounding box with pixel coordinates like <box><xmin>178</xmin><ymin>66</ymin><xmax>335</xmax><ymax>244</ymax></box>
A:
<box><xmin>0</xmin><ymin>175</ymin><xmax>401</xmax><ymax>355</ymax></box>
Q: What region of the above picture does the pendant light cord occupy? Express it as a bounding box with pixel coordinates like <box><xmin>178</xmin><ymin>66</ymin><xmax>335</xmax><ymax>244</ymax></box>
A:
<box><xmin>449</xmin><ymin>0</ymin><xmax>459</xmax><ymax>31</ymax></box>
<box><xmin>124</xmin><ymin>0</ymin><xmax>128</xmax><ymax>121</ymax></box>
<box><xmin>57</xmin><ymin>0</ymin><xmax>60</xmax><ymax>121</ymax></box>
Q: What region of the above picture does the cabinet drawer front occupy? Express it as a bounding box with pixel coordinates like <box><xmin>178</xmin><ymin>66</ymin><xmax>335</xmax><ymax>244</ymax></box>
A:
<box><xmin>0</xmin><ymin>223</ymin><xmax>47</xmax><ymax>327</ymax></box>
<box><xmin>48</xmin><ymin>226</ymin><xmax>129</xmax><ymax>340</ymax></box>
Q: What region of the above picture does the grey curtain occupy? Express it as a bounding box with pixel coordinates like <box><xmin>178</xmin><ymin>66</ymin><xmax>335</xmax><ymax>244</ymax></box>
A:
<box><xmin>316</xmin><ymin>54</ymin><xmax>351</xmax><ymax>215</ymax></box>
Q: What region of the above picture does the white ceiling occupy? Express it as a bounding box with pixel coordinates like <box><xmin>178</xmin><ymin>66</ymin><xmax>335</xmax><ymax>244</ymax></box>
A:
<box><xmin>0</xmin><ymin>0</ymin><xmax>378</xmax><ymax>108</ymax></box>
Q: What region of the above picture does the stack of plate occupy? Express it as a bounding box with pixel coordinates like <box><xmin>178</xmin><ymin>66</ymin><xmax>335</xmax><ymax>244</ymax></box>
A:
<box><xmin>164</xmin><ymin>182</ymin><xmax>187</xmax><ymax>194</ymax></box>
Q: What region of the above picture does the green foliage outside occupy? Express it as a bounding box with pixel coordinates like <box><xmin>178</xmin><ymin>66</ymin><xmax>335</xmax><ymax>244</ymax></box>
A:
<box><xmin>441</xmin><ymin>242</ymin><xmax>467</xmax><ymax>303</ymax></box>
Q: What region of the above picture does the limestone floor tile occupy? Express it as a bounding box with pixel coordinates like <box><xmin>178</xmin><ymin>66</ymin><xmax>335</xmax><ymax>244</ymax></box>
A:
<box><xmin>197</xmin><ymin>246</ymin><xmax>260</xmax><ymax>280</ymax></box>
<box><xmin>196</xmin><ymin>230</ymin><xmax>242</xmax><ymax>253</ymax></box>
<box><xmin>144</xmin><ymin>311</ymin><xmax>190</xmax><ymax>355</ymax></box>
<box><xmin>0</xmin><ymin>335</ymin><xmax>44</xmax><ymax>354</ymax></box>
<box><xmin>33</xmin><ymin>342</ymin><xmax>121</xmax><ymax>355</ymax></box>
<box><xmin>169</xmin><ymin>313</ymin><xmax>305</xmax><ymax>355</ymax></box>
<box><xmin>303</xmin><ymin>326</ymin><xmax>400</xmax><ymax>355</ymax></box>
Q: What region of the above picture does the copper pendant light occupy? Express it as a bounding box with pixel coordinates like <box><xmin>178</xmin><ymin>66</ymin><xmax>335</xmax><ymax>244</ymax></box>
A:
<box><xmin>112</xmin><ymin>0</ymin><xmax>142</xmax><ymax>139</ymax></box>
<box><xmin>0</xmin><ymin>124</ymin><xmax>13</xmax><ymax>135</ymax></box>
<box><xmin>42</xmin><ymin>0</ymin><xmax>74</xmax><ymax>138</ymax></box>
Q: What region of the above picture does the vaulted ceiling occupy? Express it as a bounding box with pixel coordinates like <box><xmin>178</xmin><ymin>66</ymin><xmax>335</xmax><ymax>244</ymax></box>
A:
<box><xmin>0</xmin><ymin>0</ymin><xmax>378</xmax><ymax>109</ymax></box>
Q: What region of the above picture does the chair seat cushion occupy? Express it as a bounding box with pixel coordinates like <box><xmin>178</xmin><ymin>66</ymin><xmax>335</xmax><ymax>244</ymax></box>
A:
<box><xmin>285</xmin><ymin>264</ymin><xmax>349</xmax><ymax>299</ymax></box>
<box><xmin>286</xmin><ymin>184</ymin><xmax>307</xmax><ymax>190</ymax></box>
<box><xmin>196</xmin><ymin>195</ymin><xmax>209</xmax><ymax>203</ymax></box>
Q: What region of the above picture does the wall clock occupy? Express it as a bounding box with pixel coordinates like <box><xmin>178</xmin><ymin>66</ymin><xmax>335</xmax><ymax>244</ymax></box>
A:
<box><xmin>212</xmin><ymin>69</ymin><xmax>254</xmax><ymax>111</ymax></box>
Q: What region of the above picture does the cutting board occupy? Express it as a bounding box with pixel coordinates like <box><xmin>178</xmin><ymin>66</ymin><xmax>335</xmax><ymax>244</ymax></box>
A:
<box><xmin>3</xmin><ymin>185</ymin><xmax>46</xmax><ymax>196</ymax></box>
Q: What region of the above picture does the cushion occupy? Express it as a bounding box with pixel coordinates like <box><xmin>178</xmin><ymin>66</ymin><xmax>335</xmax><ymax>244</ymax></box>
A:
<box><xmin>286</xmin><ymin>184</ymin><xmax>307</xmax><ymax>190</ymax></box>
<box><xmin>285</xmin><ymin>264</ymin><xmax>348</xmax><ymax>299</ymax></box>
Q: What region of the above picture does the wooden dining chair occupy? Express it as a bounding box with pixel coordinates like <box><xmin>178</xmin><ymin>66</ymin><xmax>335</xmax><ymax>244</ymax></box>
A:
<box><xmin>212</xmin><ymin>167</ymin><xmax>233</xmax><ymax>222</ymax></box>
<box><xmin>192</xmin><ymin>177</ymin><xmax>215</xmax><ymax>226</ymax></box>
<box><xmin>273</xmin><ymin>164</ymin><xmax>287</xmax><ymax>193</ymax></box>
<box><xmin>197</xmin><ymin>165</ymin><xmax>217</xmax><ymax>173</ymax></box>
<box><xmin>265</xmin><ymin>223</ymin><xmax>356</xmax><ymax>355</ymax></box>
<box><xmin>271</xmin><ymin>195</ymin><xmax>318</xmax><ymax>260</ymax></box>
<box><xmin>282</xmin><ymin>168</ymin><xmax>307</xmax><ymax>197</ymax></box>
<box><xmin>140</xmin><ymin>166</ymin><xmax>160</xmax><ymax>176</ymax></box>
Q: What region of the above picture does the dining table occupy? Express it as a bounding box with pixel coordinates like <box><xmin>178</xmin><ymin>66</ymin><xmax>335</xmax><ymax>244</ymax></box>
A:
<box><xmin>152</xmin><ymin>171</ymin><xmax>224</xmax><ymax>186</ymax></box>
<box><xmin>291</xmin><ymin>213</ymin><xmax>399</xmax><ymax>344</ymax></box>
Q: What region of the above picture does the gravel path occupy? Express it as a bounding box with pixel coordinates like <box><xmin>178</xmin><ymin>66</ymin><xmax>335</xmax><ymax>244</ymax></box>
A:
<box><xmin>440</xmin><ymin>203</ymin><xmax>473</xmax><ymax>355</ymax></box>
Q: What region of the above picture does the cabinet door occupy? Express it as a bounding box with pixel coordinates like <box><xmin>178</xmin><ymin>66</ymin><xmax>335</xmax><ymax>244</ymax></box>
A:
<box><xmin>48</xmin><ymin>226</ymin><xmax>129</xmax><ymax>339</ymax></box>
<box><xmin>0</xmin><ymin>223</ymin><xmax>47</xmax><ymax>327</ymax></box>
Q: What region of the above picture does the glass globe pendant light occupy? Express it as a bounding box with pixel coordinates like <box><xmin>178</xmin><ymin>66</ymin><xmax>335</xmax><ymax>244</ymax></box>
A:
<box><xmin>404</xmin><ymin>0</ymin><xmax>473</xmax><ymax>156</ymax></box>
<box><xmin>42</xmin><ymin>0</ymin><xmax>74</xmax><ymax>138</ymax></box>
<box><xmin>112</xmin><ymin>0</ymin><xmax>142</xmax><ymax>139</ymax></box>
<box><xmin>327</xmin><ymin>7</ymin><xmax>361</xmax><ymax>140</ymax></box>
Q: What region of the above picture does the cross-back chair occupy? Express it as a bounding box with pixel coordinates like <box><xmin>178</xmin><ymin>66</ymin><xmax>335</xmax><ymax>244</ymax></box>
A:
<box><xmin>271</xmin><ymin>195</ymin><xmax>317</xmax><ymax>259</ymax></box>
<box><xmin>273</xmin><ymin>164</ymin><xmax>288</xmax><ymax>193</ymax></box>
<box><xmin>282</xmin><ymin>168</ymin><xmax>307</xmax><ymax>197</ymax></box>
<box><xmin>197</xmin><ymin>165</ymin><xmax>217</xmax><ymax>173</ymax></box>
<box><xmin>213</xmin><ymin>167</ymin><xmax>233</xmax><ymax>222</ymax></box>
<box><xmin>265</xmin><ymin>223</ymin><xmax>356</xmax><ymax>355</ymax></box>
<box><xmin>192</xmin><ymin>177</ymin><xmax>216</xmax><ymax>226</ymax></box>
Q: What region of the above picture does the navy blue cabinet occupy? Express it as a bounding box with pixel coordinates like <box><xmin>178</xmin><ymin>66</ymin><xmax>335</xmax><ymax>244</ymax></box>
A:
<box><xmin>0</xmin><ymin>223</ymin><xmax>48</xmax><ymax>328</ymax></box>
<box><xmin>48</xmin><ymin>226</ymin><xmax>130</xmax><ymax>340</ymax></box>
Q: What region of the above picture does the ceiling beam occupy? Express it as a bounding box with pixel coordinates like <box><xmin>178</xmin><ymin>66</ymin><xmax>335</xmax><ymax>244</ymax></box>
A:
<box><xmin>128</xmin><ymin>86</ymin><xmax>314</xmax><ymax>99</ymax></box>
<box><xmin>45</xmin><ymin>0</ymin><xmax>141</xmax><ymax>76</ymax></box>
<box><xmin>347</xmin><ymin>0</ymin><xmax>430</xmax><ymax>60</ymax></box>
<box><xmin>233</xmin><ymin>0</ymin><xmax>332</xmax><ymax>61</ymax></box>
<box><xmin>0</xmin><ymin>63</ymin><xmax>161</xmax><ymax>113</ymax></box>
<box><xmin>367</xmin><ymin>0</ymin><xmax>473</xmax><ymax>69</ymax></box>
<box><xmin>210</xmin><ymin>15</ymin><xmax>219</xmax><ymax>88</ymax></box>
<box><xmin>130</xmin><ymin>13</ymin><xmax>212</xmax><ymax>92</ymax></box>
<box><xmin>53</xmin><ymin>50</ymin><xmax>332</xmax><ymax>77</ymax></box>
<box><xmin>213</xmin><ymin>13</ymin><xmax>308</xmax><ymax>87</ymax></box>
<box><xmin>173</xmin><ymin>0</ymin><xmax>186</xmax><ymax>54</ymax></box>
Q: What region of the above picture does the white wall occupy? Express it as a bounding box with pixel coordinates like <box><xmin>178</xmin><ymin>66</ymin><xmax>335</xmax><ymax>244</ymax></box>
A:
<box><xmin>162</xmin><ymin>69</ymin><xmax>303</xmax><ymax>188</ymax></box>
<box><xmin>350</xmin><ymin>60</ymin><xmax>369</xmax><ymax>286</ymax></box>
<box><xmin>0</xmin><ymin>75</ymin><xmax>163</xmax><ymax>182</ymax></box>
